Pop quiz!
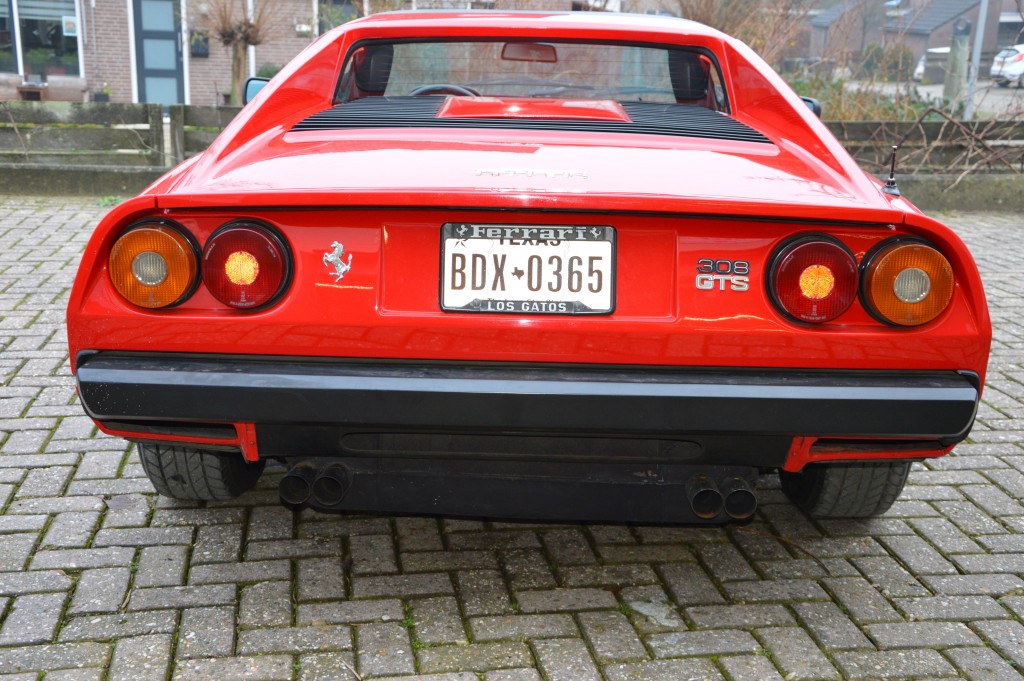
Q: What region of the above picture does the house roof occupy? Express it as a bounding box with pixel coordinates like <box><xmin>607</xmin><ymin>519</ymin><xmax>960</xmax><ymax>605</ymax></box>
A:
<box><xmin>886</xmin><ymin>0</ymin><xmax>980</xmax><ymax>35</ymax></box>
<box><xmin>810</xmin><ymin>0</ymin><xmax>980</xmax><ymax>35</ymax></box>
<box><xmin>809</xmin><ymin>1</ymin><xmax>850</xmax><ymax>29</ymax></box>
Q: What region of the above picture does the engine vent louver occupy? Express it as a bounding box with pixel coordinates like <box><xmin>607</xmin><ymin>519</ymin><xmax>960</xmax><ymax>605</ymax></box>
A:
<box><xmin>291</xmin><ymin>96</ymin><xmax>771</xmax><ymax>144</ymax></box>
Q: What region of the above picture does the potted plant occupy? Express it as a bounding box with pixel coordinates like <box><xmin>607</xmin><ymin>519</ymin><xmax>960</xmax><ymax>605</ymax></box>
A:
<box><xmin>91</xmin><ymin>83</ymin><xmax>111</xmax><ymax>102</ymax></box>
<box><xmin>191</xmin><ymin>31</ymin><xmax>210</xmax><ymax>58</ymax></box>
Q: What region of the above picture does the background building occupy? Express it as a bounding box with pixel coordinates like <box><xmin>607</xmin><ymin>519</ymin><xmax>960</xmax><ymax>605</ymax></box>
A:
<box><xmin>1</xmin><ymin>0</ymin><xmax>317</xmax><ymax>104</ymax></box>
<box><xmin>809</xmin><ymin>0</ymin><xmax>1014</xmax><ymax>69</ymax></box>
<box><xmin>2</xmin><ymin>0</ymin><xmax>1020</xmax><ymax>104</ymax></box>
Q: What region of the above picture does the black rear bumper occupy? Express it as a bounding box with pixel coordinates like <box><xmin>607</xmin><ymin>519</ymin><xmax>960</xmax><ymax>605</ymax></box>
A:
<box><xmin>75</xmin><ymin>352</ymin><xmax>980</xmax><ymax>465</ymax></box>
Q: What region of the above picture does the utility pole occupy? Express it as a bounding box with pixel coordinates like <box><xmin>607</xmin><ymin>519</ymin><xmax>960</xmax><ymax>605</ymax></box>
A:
<box><xmin>964</xmin><ymin>0</ymin><xmax>991</xmax><ymax>121</ymax></box>
<box><xmin>945</xmin><ymin>18</ymin><xmax>971</xmax><ymax>109</ymax></box>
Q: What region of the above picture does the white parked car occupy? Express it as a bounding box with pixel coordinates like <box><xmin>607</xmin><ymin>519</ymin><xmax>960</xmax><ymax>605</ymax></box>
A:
<box><xmin>913</xmin><ymin>46</ymin><xmax>950</xmax><ymax>82</ymax></box>
<box><xmin>990</xmin><ymin>44</ymin><xmax>1024</xmax><ymax>87</ymax></box>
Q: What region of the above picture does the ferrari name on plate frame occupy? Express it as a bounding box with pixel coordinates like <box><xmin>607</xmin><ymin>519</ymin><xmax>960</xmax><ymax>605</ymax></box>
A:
<box><xmin>441</xmin><ymin>223</ymin><xmax>616</xmax><ymax>315</ymax></box>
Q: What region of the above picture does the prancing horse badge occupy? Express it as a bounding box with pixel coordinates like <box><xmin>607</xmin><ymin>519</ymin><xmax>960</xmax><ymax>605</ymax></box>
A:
<box><xmin>323</xmin><ymin>241</ymin><xmax>353</xmax><ymax>281</ymax></box>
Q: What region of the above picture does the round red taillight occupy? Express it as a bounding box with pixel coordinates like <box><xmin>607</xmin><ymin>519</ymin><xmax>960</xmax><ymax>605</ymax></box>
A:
<box><xmin>770</xmin><ymin>237</ymin><xmax>858</xmax><ymax>323</ymax></box>
<box><xmin>202</xmin><ymin>223</ymin><xmax>290</xmax><ymax>309</ymax></box>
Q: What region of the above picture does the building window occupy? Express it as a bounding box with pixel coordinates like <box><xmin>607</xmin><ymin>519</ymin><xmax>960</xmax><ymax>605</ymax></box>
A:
<box><xmin>0</xmin><ymin>0</ymin><xmax>15</xmax><ymax>73</ymax></box>
<box><xmin>17</xmin><ymin>0</ymin><xmax>78</xmax><ymax>80</ymax></box>
<box><xmin>319</xmin><ymin>0</ymin><xmax>357</xmax><ymax>33</ymax></box>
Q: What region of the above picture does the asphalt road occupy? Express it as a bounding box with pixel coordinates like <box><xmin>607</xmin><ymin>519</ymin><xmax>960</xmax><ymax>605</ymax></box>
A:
<box><xmin>866</xmin><ymin>78</ymin><xmax>1024</xmax><ymax>118</ymax></box>
<box><xmin>0</xmin><ymin>198</ymin><xmax>1023</xmax><ymax>680</ymax></box>
<box><xmin>925</xmin><ymin>79</ymin><xmax>1024</xmax><ymax>118</ymax></box>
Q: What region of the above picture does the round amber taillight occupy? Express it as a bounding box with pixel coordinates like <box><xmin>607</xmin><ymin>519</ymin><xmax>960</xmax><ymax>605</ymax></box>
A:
<box><xmin>202</xmin><ymin>223</ymin><xmax>289</xmax><ymax>309</ymax></box>
<box><xmin>863</xmin><ymin>240</ymin><xmax>954</xmax><ymax>326</ymax></box>
<box><xmin>770</xmin><ymin>237</ymin><xmax>858</xmax><ymax>323</ymax></box>
<box><xmin>108</xmin><ymin>224</ymin><xmax>198</xmax><ymax>308</ymax></box>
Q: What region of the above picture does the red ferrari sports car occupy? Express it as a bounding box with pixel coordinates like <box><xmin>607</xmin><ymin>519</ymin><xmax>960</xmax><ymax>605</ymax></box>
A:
<box><xmin>66</xmin><ymin>11</ymin><xmax>990</xmax><ymax>523</ymax></box>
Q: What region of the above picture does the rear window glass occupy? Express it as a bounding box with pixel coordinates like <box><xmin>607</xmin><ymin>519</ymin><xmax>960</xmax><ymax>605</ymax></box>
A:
<box><xmin>336</xmin><ymin>39</ymin><xmax>728</xmax><ymax>111</ymax></box>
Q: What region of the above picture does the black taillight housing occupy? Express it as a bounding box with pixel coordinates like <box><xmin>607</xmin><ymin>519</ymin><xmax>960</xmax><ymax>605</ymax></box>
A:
<box><xmin>769</xmin><ymin>236</ymin><xmax>858</xmax><ymax>324</ymax></box>
<box><xmin>861</xmin><ymin>238</ymin><xmax>955</xmax><ymax>327</ymax></box>
<box><xmin>108</xmin><ymin>221</ymin><xmax>200</xmax><ymax>309</ymax></box>
<box><xmin>202</xmin><ymin>221</ymin><xmax>291</xmax><ymax>309</ymax></box>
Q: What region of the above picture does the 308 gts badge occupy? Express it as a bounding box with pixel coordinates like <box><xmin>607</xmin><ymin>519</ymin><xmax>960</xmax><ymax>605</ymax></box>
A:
<box><xmin>696</xmin><ymin>258</ymin><xmax>750</xmax><ymax>291</ymax></box>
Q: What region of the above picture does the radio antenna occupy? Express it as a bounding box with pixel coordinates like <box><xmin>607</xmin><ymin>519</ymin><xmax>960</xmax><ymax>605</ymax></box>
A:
<box><xmin>882</xmin><ymin>145</ymin><xmax>900</xmax><ymax>197</ymax></box>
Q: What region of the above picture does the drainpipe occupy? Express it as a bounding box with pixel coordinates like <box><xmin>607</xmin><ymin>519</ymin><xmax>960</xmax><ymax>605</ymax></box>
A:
<box><xmin>11</xmin><ymin>0</ymin><xmax>23</xmax><ymax>77</ymax></box>
<box><xmin>247</xmin><ymin>0</ymin><xmax>255</xmax><ymax>78</ymax></box>
<box><xmin>74</xmin><ymin>0</ymin><xmax>84</xmax><ymax>77</ymax></box>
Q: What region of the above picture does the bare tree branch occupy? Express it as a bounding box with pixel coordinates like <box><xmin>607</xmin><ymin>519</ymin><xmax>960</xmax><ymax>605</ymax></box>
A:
<box><xmin>658</xmin><ymin>0</ymin><xmax>815</xmax><ymax>66</ymax></box>
<box><xmin>207</xmin><ymin>0</ymin><xmax>282</xmax><ymax>105</ymax></box>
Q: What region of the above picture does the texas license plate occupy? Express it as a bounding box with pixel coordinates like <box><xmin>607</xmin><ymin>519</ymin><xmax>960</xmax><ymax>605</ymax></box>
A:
<box><xmin>441</xmin><ymin>223</ymin><xmax>615</xmax><ymax>314</ymax></box>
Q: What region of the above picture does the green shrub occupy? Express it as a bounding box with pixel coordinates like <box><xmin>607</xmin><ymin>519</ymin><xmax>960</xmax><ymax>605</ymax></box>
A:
<box><xmin>786</xmin><ymin>71</ymin><xmax>932</xmax><ymax>121</ymax></box>
<box><xmin>257</xmin><ymin>63</ymin><xmax>280</xmax><ymax>79</ymax></box>
<box><xmin>859</xmin><ymin>43</ymin><xmax>915</xmax><ymax>81</ymax></box>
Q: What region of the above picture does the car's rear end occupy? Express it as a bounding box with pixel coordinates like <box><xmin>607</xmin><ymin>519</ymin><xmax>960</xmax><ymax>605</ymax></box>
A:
<box><xmin>66</xmin><ymin>13</ymin><xmax>991</xmax><ymax>522</ymax></box>
<box><xmin>990</xmin><ymin>45</ymin><xmax>1024</xmax><ymax>86</ymax></box>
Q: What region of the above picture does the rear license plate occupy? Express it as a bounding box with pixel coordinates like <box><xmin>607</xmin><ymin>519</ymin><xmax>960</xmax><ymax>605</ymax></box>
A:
<box><xmin>441</xmin><ymin>223</ymin><xmax>615</xmax><ymax>315</ymax></box>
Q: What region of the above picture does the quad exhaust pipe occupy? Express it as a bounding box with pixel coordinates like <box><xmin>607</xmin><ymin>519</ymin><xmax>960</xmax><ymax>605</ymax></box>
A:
<box><xmin>280</xmin><ymin>462</ymin><xmax>351</xmax><ymax>509</ymax></box>
<box><xmin>686</xmin><ymin>474</ymin><xmax>757</xmax><ymax>521</ymax></box>
<box><xmin>720</xmin><ymin>476</ymin><xmax>757</xmax><ymax>520</ymax></box>
<box><xmin>283</xmin><ymin>461</ymin><xmax>755</xmax><ymax>521</ymax></box>
<box><xmin>686</xmin><ymin>474</ymin><xmax>723</xmax><ymax>519</ymax></box>
<box><xmin>311</xmin><ymin>464</ymin><xmax>350</xmax><ymax>507</ymax></box>
<box><xmin>279</xmin><ymin>462</ymin><xmax>317</xmax><ymax>506</ymax></box>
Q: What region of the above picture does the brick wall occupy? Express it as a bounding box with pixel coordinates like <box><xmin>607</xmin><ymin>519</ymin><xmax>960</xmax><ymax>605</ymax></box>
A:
<box><xmin>185</xmin><ymin>0</ymin><xmax>233</xmax><ymax>107</ymax></box>
<box><xmin>76</xmin><ymin>0</ymin><xmax>592</xmax><ymax>106</ymax></box>
<box><xmin>252</xmin><ymin>0</ymin><xmax>317</xmax><ymax>79</ymax></box>
<box><xmin>493</xmin><ymin>0</ymin><xmax>572</xmax><ymax>9</ymax></box>
<box><xmin>186</xmin><ymin>0</ymin><xmax>314</xmax><ymax>106</ymax></box>
<box><xmin>73</xmin><ymin>0</ymin><xmax>315</xmax><ymax>106</ymax></box>
<box><xmin>81</xmin><ymin>0</ymin><xmax>134</xmax><ymax>103</ymax></box>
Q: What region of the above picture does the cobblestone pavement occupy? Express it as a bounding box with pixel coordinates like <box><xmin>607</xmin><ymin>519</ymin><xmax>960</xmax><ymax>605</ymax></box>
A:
<box><xmin>0</xmin><ymin>197</ymin><xmax>1022</xmax><ymax>681</ymax></box>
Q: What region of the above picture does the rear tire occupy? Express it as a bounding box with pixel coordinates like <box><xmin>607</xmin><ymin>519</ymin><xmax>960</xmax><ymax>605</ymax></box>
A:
<box><xmin>138</xmin><ymin>443</ymin><xmax>265</xmax><ymax>500</ymax></box>
<box><xmin>996</xmin><ymin>80</ymin><xmax>1010</xmax><ymax>88</ymax></box>
<box><xmin>780</xmin><ymin>461</ymin><xmax>911</xmax><ymax>518</ymax></box>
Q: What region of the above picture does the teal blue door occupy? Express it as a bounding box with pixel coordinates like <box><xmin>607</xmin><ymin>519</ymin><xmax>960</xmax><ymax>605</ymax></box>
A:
<box><xmin>134</xmin><ymin>0</ymin><xmax>184</xmax><ymax>105</ymax></box>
